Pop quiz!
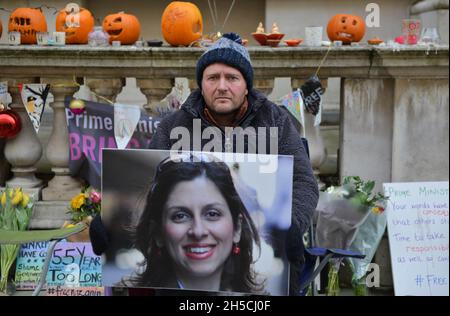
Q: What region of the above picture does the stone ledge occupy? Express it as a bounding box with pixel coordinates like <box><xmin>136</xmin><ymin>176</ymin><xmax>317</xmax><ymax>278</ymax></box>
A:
<box><xmin>0</xmin><ymin>45</ymin><xmax>447</xmax><ymax>78</ymax></box>
<box><xmin>28</xmin><ymin>201</ymin><xmax>71</xmax><ymax>229</ymax></box>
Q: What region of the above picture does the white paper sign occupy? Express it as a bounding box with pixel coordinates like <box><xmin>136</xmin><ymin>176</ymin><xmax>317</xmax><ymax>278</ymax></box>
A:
<box><xmin>0</xmin><ymin>82</ymin><xmax>8</xmax><ymax>106</ymax></box>
<box><xmin>384</xmin><ymin>181</ymin><xmax>449</xmax><ymax>296</ymax></box>
<box><xmin>113</xmin><ymin>103</ymin><xmax>141</xmax><ymax>149</ymax></box>
<box><xmin>8</xmin><ymin>32</ymin><xmax>21</xmax><ymax>45</ymax></box>
<box><xmin>20</xmin><ymin>84</ymin><xmax>51</xmax><ymax>134</ymax></box>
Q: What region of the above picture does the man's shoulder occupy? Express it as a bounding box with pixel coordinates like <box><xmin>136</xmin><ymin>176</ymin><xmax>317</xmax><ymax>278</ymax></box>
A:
<box><xmin>251</xmin><ymin>89</ymin><xmax>287</xmax><ymax>117</ymax></box>
<box><xmin>252</xmin><ymin>99</ymin><xmax>289</xmax><ymax>127</ymax></box>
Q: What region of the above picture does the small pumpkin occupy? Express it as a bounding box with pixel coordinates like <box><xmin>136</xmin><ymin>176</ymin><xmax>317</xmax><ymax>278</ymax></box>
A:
<box><xmin>161</xmin><ymin>1</ymin><xmax>203</xmax><ymax>47</ymax></box>
<box><xmin>327</xmin><ymin>14</ymin><xmax>365</xmax><ymax>44</ymax></box>
<box><xmin>0</xmin><ymin>109</ymin><xmax>21</xmax><ymax>138</ymax></box>
<box><xmin>103</xmin><ymin>12</ymin><xmax>141</xmax><ymax>45</ymax></box>
<box><xmin>56</xmin><ymin>6</ymin><xmax>94</xmax><ymax>44</ymax></box>
<box><xmin>8</xmin><ymin>8</ymin><xmax>48</xmax><ymax>44</ymax></box>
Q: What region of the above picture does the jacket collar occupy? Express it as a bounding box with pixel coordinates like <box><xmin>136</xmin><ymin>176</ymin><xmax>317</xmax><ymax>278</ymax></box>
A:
<box><xmin>182</xmin><ymin>89</ymin><xmax>268</xmax><ymax>127</ymax></box>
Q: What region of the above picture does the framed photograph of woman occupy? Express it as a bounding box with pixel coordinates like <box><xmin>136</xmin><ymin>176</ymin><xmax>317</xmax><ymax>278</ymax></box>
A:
<box><xmin>101</xmin><ymin>149</ymin><xmax>293</xmax><ymax>295</ymax></box>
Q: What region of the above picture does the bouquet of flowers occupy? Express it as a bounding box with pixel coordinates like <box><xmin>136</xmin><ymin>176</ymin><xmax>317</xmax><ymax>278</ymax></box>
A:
<box><xmin>68</xmin><ymin>186</ymin><xmax>101</xmax><ymax>223</ymax></box>
<box><xmin>65</xmin><ymin>187</ymin><xmax>101</xmax><ymax>242</ymax></box>
<box><xmin>0</xmin><ymin>187</ymin><xmax>34</xmax><ymax>294</ymax></box>
<box><xmin>315</xmin><ymin>176</ymin><xmax>388</xmax><ymax>296</ymax></box>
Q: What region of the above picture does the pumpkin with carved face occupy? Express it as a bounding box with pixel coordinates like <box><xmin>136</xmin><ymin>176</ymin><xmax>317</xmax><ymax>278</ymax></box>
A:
<box><xmin>102</xmin><ymin>12</ymin><xmax>141</xmax><ymax>45</ymax></box>
<box><xmin>161</xmin><ymin>1</ymin><xmax>203</xmax><ymax>47</ymax></box>
<box><xmin>327</xmin><ymin>14</ymin><xmax>365</xmax><ymax>44</ymax></box>
<box><xmin>8</xmin><ymin>8</ymin><xmax>48</xmax><ymax>44</ymax></box>
<box><xmin>56</xmin><ymin>7</ymin><xmax>94</xmax><ymax>44</ymax></box>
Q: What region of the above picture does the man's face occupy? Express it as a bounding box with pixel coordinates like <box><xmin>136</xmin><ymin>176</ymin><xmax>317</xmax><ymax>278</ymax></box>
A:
<box><xmin>201</xmin><ymin>63</ymin><xmax>248</xmax><ymax>116</ymax></box>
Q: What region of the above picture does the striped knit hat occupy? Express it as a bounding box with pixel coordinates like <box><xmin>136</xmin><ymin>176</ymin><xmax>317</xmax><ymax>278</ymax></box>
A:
<box><xmin>196</xmin><ymin>33</ymin><xmax>253</xmax><ymax>90</ymax></box>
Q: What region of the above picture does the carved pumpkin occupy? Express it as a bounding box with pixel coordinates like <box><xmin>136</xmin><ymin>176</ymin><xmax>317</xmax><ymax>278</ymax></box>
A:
<box><xmin>8</xmin><ymin>8</ymin><xmax>48</xmax><ymax>44</ymax></box>
<box><xmin>0</xmin><ymin>109</ymin><xmax>21</xmax><ymax>138</ymax></box>
<box><xmin>56</xmin><ymin>6</ymin><xmax>94</xmax><ymax>44</ymax></box>
<box><xmin>327</xmin><ymin>14</ymin><xmax>365</xmax><ymax>44</ymax></box>
<box><xmin>103</xmin><ymin>12</ymin><xmax>141</xmax><ymax>45</ymax></box>
<box><xmin>161</xmin><ymin>1</ymin><xmax>203</xmax><ymax>46</ymax></box>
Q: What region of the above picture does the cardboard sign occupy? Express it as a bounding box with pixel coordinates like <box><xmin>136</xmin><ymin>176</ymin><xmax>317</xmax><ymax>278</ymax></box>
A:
<box><xmin>15</xmin><ymin>241</ymin><xmax>102</xmax><ymax>290</ymax></box>
<box><xmin>15</xmin><ymin>241</ymin><xmax>50</xmax><ymax>289</ymax></box>
<box><xmin>47</xmin><ymin>242</ymin><xmax>102</xmax><ymax>287</ymax></box>
<box><xmin>65</xmin><ymin>97</ymin><xmax>160</xmax><ymax>188</ymax></box>
<box><xmin>384</xmin><ymin>181</ymin><xmax>449</xmax><ymax>296</ymax></box>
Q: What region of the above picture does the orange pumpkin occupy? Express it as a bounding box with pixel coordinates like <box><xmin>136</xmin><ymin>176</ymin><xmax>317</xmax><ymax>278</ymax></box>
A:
<box><xmin>327</xmin><ymin>14</ymin><xmax>365</xmax><ymax>44</ymax></box>
<box><xmin>103</xmin><ymin>12</ymin><xmax>141</xmax><ymax>45</ymax></box>
<box><xmin>8</xmin><ymin>8</ymin><xmax>48</xmax><ymax>44</ymax></box>
<box><xmin>56</xmin><ymin>6</ymin><xmax>94</xmax><ymax>44</ymax></box>
<box><xmin>161</xmin><ymin>1</ymin><xmax>203</xmax><ymax>47</ymax></box>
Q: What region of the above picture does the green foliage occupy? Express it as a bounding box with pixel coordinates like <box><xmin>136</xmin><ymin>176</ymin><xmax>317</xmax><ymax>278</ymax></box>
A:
<box><xmin>0</xmin><ymin>187</ymin><xmax>34</xmax><ymax>294</ymax></box>
<box><xmin>341</xmin><ymin>176</ymin><xmax>389</xmax><ymax>211</ymax></box>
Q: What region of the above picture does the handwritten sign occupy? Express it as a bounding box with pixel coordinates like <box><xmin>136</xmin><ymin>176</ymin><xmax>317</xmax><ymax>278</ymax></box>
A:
<box><xmin>47</xmin><ymin>242</ymin><xmax>102</xmax><ymax>287</ymax></box>
<box><xmin>15</xmin><ymin>242</ymin><xmax>102</xmax><ymax>290</ymax></box>
<box><xmin>15</xmin><ymin>241</ymin><xmax>50</xmax><ymax>289</ymax></box>
<box><xmin>47</xmin><ymin>286</ymin><xmax>104</xmax><ymax>296</ymax></box>
<box><xmin>384</xmin><ymin>182</ymin><xmax>449</xmax><ymax>296</ymax></box>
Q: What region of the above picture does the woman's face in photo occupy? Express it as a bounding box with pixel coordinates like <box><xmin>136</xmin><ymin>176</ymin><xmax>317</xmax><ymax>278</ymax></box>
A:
<box><xmin>161</xmin><ymin>175</ymin><xmax>241</xmax><ymax>279</ymax></box>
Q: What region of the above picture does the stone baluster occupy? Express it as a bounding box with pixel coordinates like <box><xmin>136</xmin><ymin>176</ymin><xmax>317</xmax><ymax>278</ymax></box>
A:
<box><xmin>40</xmin><ymin>78</ymin><xmax>81</xmax><ymax>200</ymax></box>
<box><xmin>85</xmin><ymin>78</ymin><xmax>122</xmax><ymax>104</ymax></box>
<box><xmin>3</xmin><ymin>79</ymin><xmax>43</xmax><ymax>194</ymax></box>
<box><xmin>188</xmin><ymin>79</ymin><xmax>198</xmax><ymax>92</ymax></box>
<box><xmin>292</xmin><ymin>78</ymin><xmax>328</xmax><ymax>189</ymax></box>
<box><xmin>136</xmin><ymin>78</ymin><xmax>174</xmax><ymax>115</ymax></box>
<box><xmin>254</xmin><ymin>78</ymin><xmax>275</xmax><ymax>95</ymax></box>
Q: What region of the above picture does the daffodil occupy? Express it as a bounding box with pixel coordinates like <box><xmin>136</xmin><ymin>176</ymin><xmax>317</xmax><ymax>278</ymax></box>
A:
<box><xmin>11</xmin><ymin>188</ymin><xmax>23</xmax><ymax>206</ymax></box>
<box><xmin>21</xmin><ymin>193</ymin><xmax>30</xmax><ymax>208</ymax></box>
<box><xmin>0</xmin><ymin>187</ymin><xmax>34</xmax><ymax>294</ymax></box>
<box><xmin>1</xmin><ymin>192</ymin><xmax>6</xmax><ymax>207</ymax></box>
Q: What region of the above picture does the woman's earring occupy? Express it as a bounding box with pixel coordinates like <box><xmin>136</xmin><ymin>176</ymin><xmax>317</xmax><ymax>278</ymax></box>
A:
<box><xmin>232</xmin><ymin>243</ymin><xmax>241</xmax><ymax>255</ymax></box>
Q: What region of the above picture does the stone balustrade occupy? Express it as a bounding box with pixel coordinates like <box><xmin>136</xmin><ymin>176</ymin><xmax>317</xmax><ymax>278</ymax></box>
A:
<box><xmin>1</xmin><ymin>43</ymin><xmax>448</xmax><ymax>205</ymax></box>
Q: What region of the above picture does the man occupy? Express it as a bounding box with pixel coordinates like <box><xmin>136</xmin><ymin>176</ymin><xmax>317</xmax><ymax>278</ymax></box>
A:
<box><xmin>91</xmin><ymin>33</ymin><xmax>319</xmax><ymax>295</ymax></box>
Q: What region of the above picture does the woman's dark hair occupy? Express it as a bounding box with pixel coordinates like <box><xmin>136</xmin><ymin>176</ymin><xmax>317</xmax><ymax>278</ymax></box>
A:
<box><xmin>131</xmin><ymin>154</ymin><xmax>263</xmax><ymax>293</ymax></box>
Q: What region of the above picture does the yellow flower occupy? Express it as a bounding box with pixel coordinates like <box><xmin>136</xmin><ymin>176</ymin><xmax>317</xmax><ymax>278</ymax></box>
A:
<box><xmin>11</xmin><ymin>188</ymin><xmax>23</xmax><ymax>206</ymax></box>
<box><xmin>21</xmin><ymin>193</ymin><xmax>30</xmax><ymax>207</ymax></box>
<box><xmin>371</xmin><ymin>206</ymin><xmax>385</xmax><ymax>214</ymax></box>
<box><xmin>1</xmin><ymin>191</ymin><xmax>6</xmax><ymax>207</ymax></box>
<box><xmin>71</xmin><ymin>193</ymin><xmax>86</xmax><ymax>210</ymax></box>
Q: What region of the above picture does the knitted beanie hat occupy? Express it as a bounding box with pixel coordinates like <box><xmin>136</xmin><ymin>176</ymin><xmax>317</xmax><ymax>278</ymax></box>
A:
<box><xmin>196</xmin><ymin>33</ymin><xmax>253</xmax><ymax>90</ymax></box>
